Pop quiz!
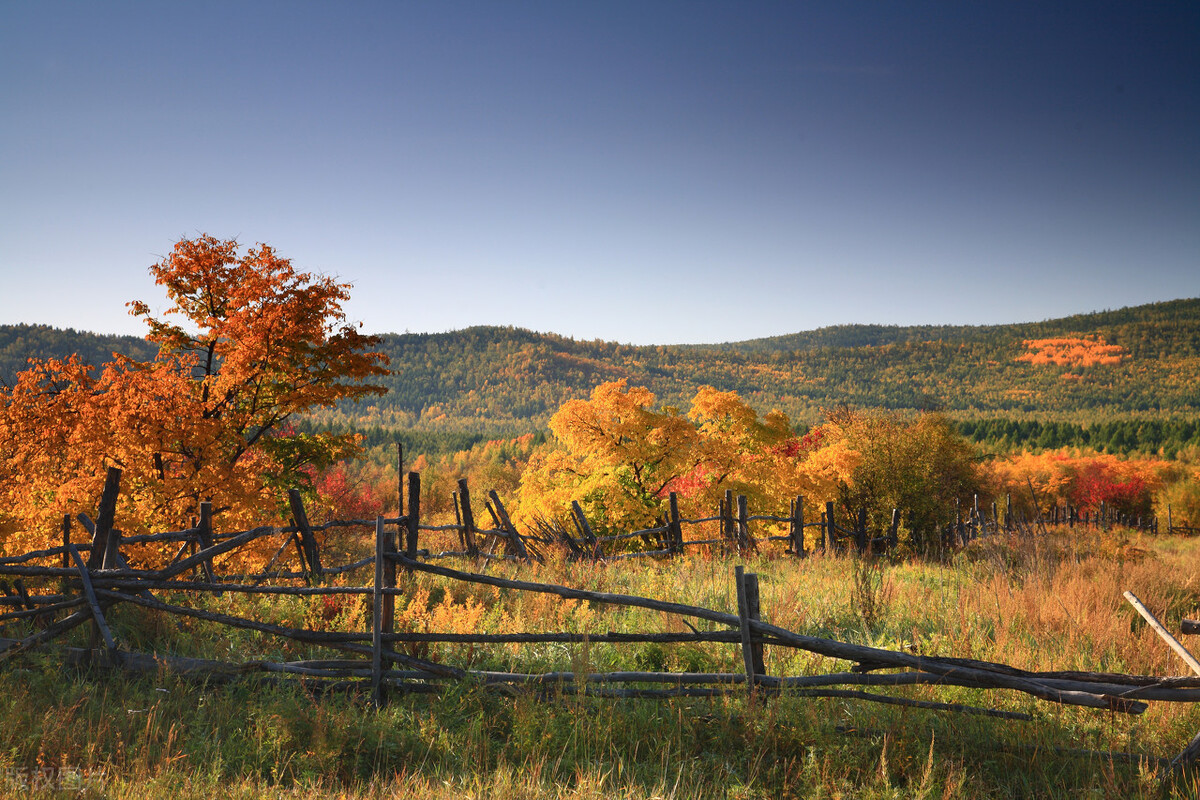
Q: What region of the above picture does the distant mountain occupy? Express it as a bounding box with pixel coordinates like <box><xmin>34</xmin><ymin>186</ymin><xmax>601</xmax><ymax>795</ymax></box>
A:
<box><xmin>5</xmin><ymin>300</ymin><xmax>1200</xmax><ymax>449</ymax></box>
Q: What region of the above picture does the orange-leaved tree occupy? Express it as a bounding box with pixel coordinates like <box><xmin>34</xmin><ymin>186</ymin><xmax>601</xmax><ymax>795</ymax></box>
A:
<box><xmin>0</xmin><ymin>235</ymin><xmax>389</xmax><ymax>561</ymax></box>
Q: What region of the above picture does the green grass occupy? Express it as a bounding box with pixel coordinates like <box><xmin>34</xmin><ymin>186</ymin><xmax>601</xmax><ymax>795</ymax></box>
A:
<box><xmin>3</xmin><ymin>530</ymin><xmax>1200</xmax><ymax>798</ymax></box>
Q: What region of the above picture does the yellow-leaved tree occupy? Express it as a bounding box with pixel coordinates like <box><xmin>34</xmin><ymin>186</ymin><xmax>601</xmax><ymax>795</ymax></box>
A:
<box><xmin>0</xmin><ymin>235</ymin><xmax>389</xmax><ymax>561</ymax></box>
<box><xmin>516</xmin><ymin>381</ymin><xmax>810</xmax><ymax>535</ymax></box>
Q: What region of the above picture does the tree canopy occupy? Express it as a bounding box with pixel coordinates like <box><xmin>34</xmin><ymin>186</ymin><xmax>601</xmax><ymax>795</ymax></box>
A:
<box><xmin>0</xmin><ymin>235</ymin><xmax>388</xmax><ymax>558</ymax></box>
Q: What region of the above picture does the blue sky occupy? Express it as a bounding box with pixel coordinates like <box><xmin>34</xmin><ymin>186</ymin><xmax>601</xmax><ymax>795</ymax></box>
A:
<box><xmin>2</xmin><ymin>2</ymin><xmax>1197</xmax><ymax>345</ymax></box>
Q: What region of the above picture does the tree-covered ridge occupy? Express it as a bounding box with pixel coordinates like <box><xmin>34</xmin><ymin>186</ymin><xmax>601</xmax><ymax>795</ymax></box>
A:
<box><xmin>6</xmin><ymin>297</ymin><xmax>1200</xmax><ymax>444</ymax></box>
<box><xmin>0</xmin><ymin>325</ymin><xmax>158</xmax><ymax>385</ymax></box>
<box><xmin>324</xmin><ymin>298</ymin><xmax>1200</xmax><ymax>432</ymax></box>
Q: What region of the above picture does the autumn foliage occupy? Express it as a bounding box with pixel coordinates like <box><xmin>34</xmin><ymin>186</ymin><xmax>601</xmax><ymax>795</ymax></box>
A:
<box><xmin>0</xmin><ymin>235</ymin><xmax>388</xmax><ymax>560</ymax></box>
<box><xmin>1015</xmin><ymin>336</ymin><xmax>1127</xmax><ymax>367</ymax></box>
<box><xmin>515</xmin><ymin>381</ymin><xmax>985</xmax><ymax>550</ymax></box>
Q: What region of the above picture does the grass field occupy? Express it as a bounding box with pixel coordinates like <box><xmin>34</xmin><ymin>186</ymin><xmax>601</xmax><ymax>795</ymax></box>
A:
<box><xmin>3</xmin><ymin>528</ymin><xmax>1200</xmax><ymax>799</ymax></box>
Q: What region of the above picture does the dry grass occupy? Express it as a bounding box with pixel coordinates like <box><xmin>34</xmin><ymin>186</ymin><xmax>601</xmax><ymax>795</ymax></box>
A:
<box><xmin>3</xmin><ymin>528</ymin><xmax>1200</xmax><ymax>798</ymax></box>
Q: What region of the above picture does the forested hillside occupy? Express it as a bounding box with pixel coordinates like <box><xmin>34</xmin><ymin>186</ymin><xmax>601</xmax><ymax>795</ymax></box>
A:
<box><xmin>5</xmin><ymin>298</ymin><xmax>1200</xmax><ymax>454</ymax></box>
<box><xmin>0</xmin><ymin>325</ymin><xmax>157</xmax><ymax>384</ymax></box>
<box><xmin>309</xmin><ymin>298</ymin><xmax>1200</xmax><ymax>436</ymax></box>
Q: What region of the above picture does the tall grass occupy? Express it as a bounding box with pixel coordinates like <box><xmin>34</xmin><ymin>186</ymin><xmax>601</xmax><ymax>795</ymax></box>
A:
<box><xmin>2</xmin><ymin>528</ymin><xmax>1199</xmax><ymax>798</ymax></box>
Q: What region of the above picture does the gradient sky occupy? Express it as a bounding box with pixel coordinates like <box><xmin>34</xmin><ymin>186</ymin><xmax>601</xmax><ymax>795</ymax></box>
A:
<box><xmin>2</xmin><ymin>2</ymin><xmax>1197</xmax><ymax>345</ymax></box>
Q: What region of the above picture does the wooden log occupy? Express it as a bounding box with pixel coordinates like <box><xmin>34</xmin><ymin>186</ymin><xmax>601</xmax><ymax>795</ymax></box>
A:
<box><xmin>457</xmin><ymin>479</ymin><xmax>479</xmax><ymax>557</ymax></box>
<box><xmin>1182</xmin><ymin>619</ymin><xmax>1200</xmax><ymax>636</ymax></box>
<box><xmin>86</xmin><ymin>467</ymin><xmax>121</xmax><ymax>570</ymax></box>
<box><xmin>287</xmin><ymin>490</ymin><xmax>321</xmax><ymax>581</ymax></box>
<box><xmin>888</xmin><ymin>508</ymin><xmax>900</xmax><ymax>550</ymax></box>
<box><xmin>1124</xmin><ymin>591</ymin><xmax>1200</xmax><ymax>676</ymax></box>
<box><xmin>67</xmin><ymin>542</ymin><xmax>117</xmax><ymax>658</ymax></box>
<box><xmin>406</xmin><ymin>472</ymin><xmax>420</xmax><ymax>561</ymax></box>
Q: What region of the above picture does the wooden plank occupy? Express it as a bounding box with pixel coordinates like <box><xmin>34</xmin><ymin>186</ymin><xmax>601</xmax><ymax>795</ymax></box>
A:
<box><xmin>67</xmin><ymin>542</ymin><xmax>117</xmax><ymax>657</ymax></box>
<box><xmin>86</xmin><ymin>467</ymin><xmax>121</xmax><ymax>570</ymax></box>
<box><xmin>1124</xmin><ymin>591</ymin><xmax>1200</xmax><ymax>676</ymax></box>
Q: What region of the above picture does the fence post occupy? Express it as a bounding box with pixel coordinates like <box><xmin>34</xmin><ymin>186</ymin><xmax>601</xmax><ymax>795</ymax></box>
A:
<box><xmin>396</xmin><ymin>441</ymin><xmax>405</xmax><ymax>517</ymax></box>
<box><xmin>458</xmin><ymin>478</ymin><xmax>479</xmax><ymax>557</ymax></box>
<box><xmin>888</xmin><ymin>508</ymin><xmax>900</xmax><ymax>550</ymax></box>
<box><xmin>737</xmin><ymin>495</ymin><xmax>754</xmax><ymax>553</ymax></box>
<box><xmin>372</xmin><ymin>515</ymin><xmax>388</xmax><ymax>708</ymax></box>
<box><xmin>197</xmin><ymin>501</ymin><xmax>216</xmax><ymax>583</ymax></box>
<box><xmin>489</xmin><ymin>490</ymin><xmax>531</xmax><ymax>562</ymax></box>
<box><xmin>1168</xmin><ymin>505</ymin><xmax>1173</xmax><ymax>536</ymax></box>
<box><xmin>1005</xmin><ymin>494</ymin><xmax>1013</xmax><ymax>533</ymax></box>
<box><xmin>287</xmin><ymin>489</ymin><xmax>321</xmax><ymax>582</ymax></box>
<box><xmin>855</xmin><ymin>507</ymin><xmax>868</xmax><ymax>553</ymax></box>
<box><xmin>61</xmin><ymin>515</ymin><xmax>71</xmax><ymax>595</ymax></box>
<box><xmin>571</xmin><ymin>501</ymin><xmax>599</xmax><ymax>558</ymax></box>
<box><xmin>406</xmin><ymin>472</ymin><xmax>420</xmax><ymax>561</ymax></box>
<box><xmin>722</xmin><ymin>490</ymin><xmax>735</xmax><ymax>551</ymax></box>
<box><xmin>790</xmin><ymin>496</ymin><xmax>806</xmax><ymax>557</ymax></box>
<box><xmin>825</xmin><ymin>501</ymin><xmax>836</xmax><ymax>552</ymax></box>
<box><xmin>87</xmin><ymin>467</ymin><xmax>122</xmax><ymax>570</ymax></box>
<box><xmin>735</xmin><ymin>566</ymin><xmax>766</xmax><ymax>695</ymax></box>
<box><xmin>668</xmin><ymin>492</ymin><xmax>683</xmax><ymax>555</ymax></box>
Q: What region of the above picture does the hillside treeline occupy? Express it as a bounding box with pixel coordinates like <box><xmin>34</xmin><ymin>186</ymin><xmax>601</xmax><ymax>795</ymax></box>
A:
<box><xmin>6</xmin><ymin>298</ymin><xmax>1200</xmax><ymax>454</ymax></box>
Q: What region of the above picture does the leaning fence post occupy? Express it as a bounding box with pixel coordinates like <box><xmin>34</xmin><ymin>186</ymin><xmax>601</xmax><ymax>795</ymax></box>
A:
<box><xmin>68</xmin><ymin>542</ymin><xmax>117</xmax><ymax>661</ymax></box>
<box><xmin>458</xmin><ymin>478</ymin><xmax>479</xmax><ymax>557</ymax></box>
<box><xmin>406</xmin><ymin>472</ymin><xmax>420</xmax><ymax>561</ymax></box>
<box><xmin>288</xmin><ymin>489</ymin><xmax>321</xmax><ymax>581</ymax></box>
<box><xmin>86</xmin><ymin>467</ymin><xmax>121</xmax><ymax>570</ymax></box>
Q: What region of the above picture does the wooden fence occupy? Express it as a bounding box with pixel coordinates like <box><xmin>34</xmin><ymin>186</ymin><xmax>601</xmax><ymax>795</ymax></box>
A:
<box><xmin>1</xmin><ymin>465</ymin><xmax>1198</xmax><ymax>776</ymax></box>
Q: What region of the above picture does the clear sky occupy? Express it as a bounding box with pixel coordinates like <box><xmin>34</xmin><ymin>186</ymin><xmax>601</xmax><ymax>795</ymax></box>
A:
<box><xmin>2</xmin><ymin>2</ymin><xmax>1197</xmax><ymax>345</ymax></box>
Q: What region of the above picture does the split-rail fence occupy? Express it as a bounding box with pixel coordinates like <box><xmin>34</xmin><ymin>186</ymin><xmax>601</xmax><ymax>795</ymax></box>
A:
<box><xmin>0</xmin><ymin>465</ymin><xmax>1198</xmax><ymax>779</ymax></box>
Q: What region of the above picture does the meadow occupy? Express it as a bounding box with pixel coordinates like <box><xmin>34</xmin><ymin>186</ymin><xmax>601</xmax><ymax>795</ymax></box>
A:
<box><xmin>4</xmin><ymin>526</ymin><xmax>1199</xmax><ymax>799</ymax></box>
